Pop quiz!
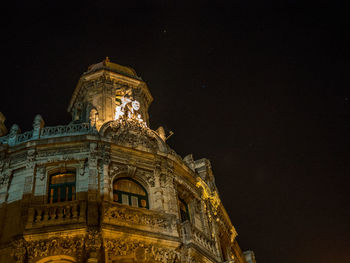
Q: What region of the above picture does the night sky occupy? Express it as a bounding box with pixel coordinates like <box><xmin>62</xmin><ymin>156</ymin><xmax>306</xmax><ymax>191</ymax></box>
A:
<box><xmin>1</xmin><ymin>1</ymin><xmax>349</xmax><ymax>263</ymax></box>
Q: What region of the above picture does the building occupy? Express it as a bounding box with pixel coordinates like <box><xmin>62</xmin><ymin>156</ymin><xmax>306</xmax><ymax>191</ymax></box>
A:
<box><xmin>0</xmin><ymin>58</ymin><xmax>256</xmax><ymax>263</ymax></box>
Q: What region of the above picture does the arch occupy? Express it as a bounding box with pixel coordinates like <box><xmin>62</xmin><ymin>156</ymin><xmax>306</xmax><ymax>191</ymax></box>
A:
<box><xmin>36</xmin><ymin>255</ymin><xmax>76</xmax><ymax>263</ymax></box>
<box><xmin>99</xmin><ymin>120</ymin><xmax>168</xmax><ymax>153</ymax></box>
<box><xmin>113</xmin><ymin>177</ymin><xmax>149</xmax><ymax>209</ymax></box>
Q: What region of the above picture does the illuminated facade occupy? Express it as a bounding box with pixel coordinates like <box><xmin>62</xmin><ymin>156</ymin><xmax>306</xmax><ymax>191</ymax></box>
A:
<box><xmin>0</xmin><ymin>59</ymin><xmax>256</xmax><ymax>263</ymax></box>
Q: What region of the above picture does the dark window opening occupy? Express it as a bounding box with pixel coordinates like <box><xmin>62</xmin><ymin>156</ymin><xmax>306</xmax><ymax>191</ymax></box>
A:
<box><xmin>179</xmin><ymin>197</ymin><xmax>190</xmax><ymax>222</ymax></box>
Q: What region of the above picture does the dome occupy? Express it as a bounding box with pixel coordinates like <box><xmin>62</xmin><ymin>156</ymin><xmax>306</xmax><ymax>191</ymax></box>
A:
<box><xmin>86</xmin><ymin>57</ymin><xmax>139</xmax><ymax>78</ymax></box>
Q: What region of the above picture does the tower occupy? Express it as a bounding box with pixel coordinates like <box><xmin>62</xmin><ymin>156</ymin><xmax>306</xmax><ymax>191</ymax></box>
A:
<box><xmin>0</xmin><ymin>59</ymin><xmax>256</xmax><ymax>263</ymax></box>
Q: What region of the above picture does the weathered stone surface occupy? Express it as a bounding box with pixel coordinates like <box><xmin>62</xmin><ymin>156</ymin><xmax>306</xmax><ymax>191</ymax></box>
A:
<box><xmin>0</xmin><ymin>60</ymin><xmax>254</xmax><ymax>263</ymax></box>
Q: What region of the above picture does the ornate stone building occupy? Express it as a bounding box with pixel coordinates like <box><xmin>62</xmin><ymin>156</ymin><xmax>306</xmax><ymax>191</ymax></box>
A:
<box><xmin>0</xmin><ymin>59</ymin><xmax>256</xmax><ymax>263</ymax></box>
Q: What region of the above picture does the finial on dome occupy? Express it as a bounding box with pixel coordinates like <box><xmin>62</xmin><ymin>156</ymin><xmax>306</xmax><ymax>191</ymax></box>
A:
<box><xmin>103</xmin><ymin>56</ymin><xmax>110</xmax><ymax>65</ymax></box>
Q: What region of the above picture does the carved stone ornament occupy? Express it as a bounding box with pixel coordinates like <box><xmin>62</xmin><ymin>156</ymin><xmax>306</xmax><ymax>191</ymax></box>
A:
<box><xmin>105</xmin><ymin>238</ymin><xmax>179</xmax><ymax>263</ymax></box>
<box><xmin>26</xmin><ymin>148</ymin><xmax>36</xmax><ymax>169</ymax></box>
<box><xmin>9</xmin><ymin>124</ymin><xmax>20</xmax><ymax>139</ymax></box>
<box><xmin>143</xmin><ymin>171</ymin><xmax>155</xmax><ymax>187</ymax></box>
<box><xmin>11</xmin><ymin>238</ymin><xmax>26</xmax><ymax>263</ymax></box>
<box><xmin>109</xmin><ymin>163</ymin><xmax>155</xmax><ymax>188</ymax></box>
<box><xmin>103</xmin><ymin>202</ymin><xmax>176</xmax><ymax>231</ymax></box>
<box><xmin>0</xmin><ymin>170</ymin><xmax>11</xmax><ymax>188</ymax></box>
<box><xmin>127</xmin><ymin>165</ymin><xmax>137</xmax><ymax>176</ymax></box>
<box><xmin>79</xmin><ymin>159</ymin><xmax>88</xmax><ymax>176</ymax></box>
<box><xmin>85</xmin><ymin>228</ymin><xmax>102</xmax><ymax>252</ymax></box>
<box><xmin>24</xmin><ymin>236</ymin><xmax>84</xmax><ymax>262</ymax></box>
<box><xmin>36</xmin><ymin>166</ymin><xmax>46</xmax><ymax>181</ymax></box>
<box><xmin>101</xmin><ymin>119</ymin><xmax>168</xmax><ymax>153</ymax></box>
<box><xmin>109</xmin><ymin>163</ymin><xmax>120</xmax><ymax>179</ymax></box>
<box><xmin>180</xmin><ymin>249</ymin><xmax>204</xmax><ymax>263</ymax></box>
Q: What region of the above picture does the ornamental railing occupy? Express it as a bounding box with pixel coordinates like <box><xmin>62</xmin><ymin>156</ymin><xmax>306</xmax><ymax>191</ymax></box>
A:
<box><xmin>180</xmin><ymin>220</ymin><xmax>219</xmax><ymax>257</ymax></box>
<box><xmin>25</xmin><ymin>200</ymin><xmax>86</xmax><ymax>230</ymax></box>
<box><xmin>102</xmin><ymin>201</ymin><xmax>178</xmax><ymax>236</ymax></box>
<box><xmin>16</xmin><ymin>130</ymin><xmax>33</xmax><ymax>143</ymax></box>
<box><xmin>0</xmin><ymin>123</ymin><xmax>97</xmax><ymax>146</ymax></box>
<box><xmin>40</xmin><ymin>123</ymin><xmax>92</xmax><ymax>138</ymax></box>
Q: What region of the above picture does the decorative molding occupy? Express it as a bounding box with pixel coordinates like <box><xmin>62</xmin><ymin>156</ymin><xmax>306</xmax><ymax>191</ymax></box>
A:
<box><xmin>85</xmin><ymin>228</ymin><xmax>102</xmax><ymax>252</ymax></box>
<box><xmin>36</xmin><ymin>166</ymin><xmax>46</xmax><ymax>181</ymax></box>
<box><xmin>0</xmin><ymin>169</ymin><xmax>11</xmax><ymax>188</ymax></box>
<box><xmin>26</xmin><ymin>149</ymin><xmax>36</xmax><ymax>169</ymax></box>
<box><xmin>103</xmin><ymin>202</ymin><xmax>176</xmax><ymax>232</ymax></box>
<box><xmin>105</xmin><ymin>238</ymin><xmax>179</xmax><ymax>263</ymax></box>
<box><xmin>100</xmin><ymin>119</ymin><xmax>168</xmax><ymax>153</ymax></box>
<box><xmin>11</xmin><ymin>238</ymin><xmax>26</xmax><ymax>263</ymax></box>
<box><xmin>79</xmin><ymin>159</ymin><xmax>88</xmax><ymax>176</ymax></box>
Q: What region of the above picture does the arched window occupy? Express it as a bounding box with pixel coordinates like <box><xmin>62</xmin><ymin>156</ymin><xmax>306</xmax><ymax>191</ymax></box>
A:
<box><xmin>113</xmin><ymin>178</ymin><xmax>149</xmax><ymax>209</ymax></box>
<box><xmin>179</xmin><ymin>197</ymin><xmax>190</xmax><ymax>222</ymax></box>
<box><xmin>48</xmin><ymin>171</ymin><xmax>76</xmax><ymax>203</ymax></box>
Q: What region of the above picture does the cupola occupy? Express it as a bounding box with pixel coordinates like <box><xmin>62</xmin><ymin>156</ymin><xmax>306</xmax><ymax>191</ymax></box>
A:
<box><xmin>67</xmin><ymin>58</ymin><xmax>153</xmax><ymax>130</ymax></box>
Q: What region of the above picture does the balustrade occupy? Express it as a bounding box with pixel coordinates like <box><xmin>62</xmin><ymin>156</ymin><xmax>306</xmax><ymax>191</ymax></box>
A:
<box><xmin>180</xmin><ymin>221</ymin><xmax>219</xmax><ymax>256</ymax></box>
<box><xmin>26</xmin><ymin>201</ymin><xmax>86</xmax><ymax>229</ymax></box>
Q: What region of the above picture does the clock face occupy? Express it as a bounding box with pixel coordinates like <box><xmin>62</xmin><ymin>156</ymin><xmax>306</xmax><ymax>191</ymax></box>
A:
<box><xmin>132</xmin><ymin>100</ymin><xmax>140</xmax><ymax>111</ymax></box>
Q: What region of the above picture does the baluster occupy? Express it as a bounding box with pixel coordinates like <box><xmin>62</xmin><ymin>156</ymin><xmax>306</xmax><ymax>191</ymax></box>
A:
<box><xmin>43</xmin><ymin>207</ymin><xmax>49</xmax><ymax>222</ymax></box>
<box><xmin>55</xmin><ymin>207</ymin><xmax>60</xmax><ymax>220</ymax></box>
<box><xmin>79</xmin><ymin>202</ymin><xmax>86</xmax><ymax>222</ymax></box>
<box><xmin>61</xmin><ymin>206</ymin><xmax>66</xmax><ymax>220</ymax></box>
<box><xmin>26</xmin><ymin>208</ymin><xmax>35</xmax><ymax>228</ymax></box>
<box><xmin>72</xmin><ymin>204</ymin><xmax>78</xmax><ymax>219</ymax></box>
<box><xmin>34</xmin><ymin>208</ymin><xmax>40</xmax><ymax>223</ymax></box>
<box><xmin>48</xmin><ymin>207</ymin><xmax>54</xmax><ymax>220</ymax></box>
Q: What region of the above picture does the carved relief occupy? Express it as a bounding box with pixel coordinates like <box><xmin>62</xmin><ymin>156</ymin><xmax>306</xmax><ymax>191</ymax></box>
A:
<box><xmin>79</xmin><ymin>159</ymin><xmax>88</xmax><ymax>176</ymax></box>
<box><xmin>143</xmin><ymin>171</ymin><xmax>155</xmax><ymax>187</ymax></box>
<box><xmin>23</xmin><ymin>236</ymin><xmax>84</xmax><ymax>262</ymax></box>
<box><xmin>36</xmin><ymin>166</ymin><xmax>46</xmax><ymax>181</ymax></box>
<box><xmin>11</xmin><ymin>238</ymin><xmax>26</xmax><ymax>263</ymax></box>
<box><xmin>127</xmin><ymin>165</ymin><xmax>137</xmax><ymax>177</ymax></box>
<box><xmin>0</xmin><ymin>169</ymin><xmax>11</xmax><ymax>188</ymax></box>
<box><xmin>105</xmin><ymin>238</ymin><xmax>179</xmax><ymax>263</ymax></box>
<box><xmin>109</xmin><ymin>163</ymin><xmax>121</xmax><ymax>179</ymax></box>
<box><xmin>26</xmin><ymin>148</ymin><xmax>36</xmax><ymax>169</ymax></box>
<box><xmin>85</xmin><ymin>228</ymin><xmax>102</xmax><ymax>252</ymax></box>
<box><xmin>103</xmin><ymin>202</ymin><xmax>176</xmax><ymax>232</ymax></box>
<box><xmin>101</xmin><ymin>119</ymin><xmax>166</xmax><ymax>153</ymax></box>
<box><xmin>109</xmin><ymin>163</ymin><xmax>155</xmax><ymax>189</ymax></box>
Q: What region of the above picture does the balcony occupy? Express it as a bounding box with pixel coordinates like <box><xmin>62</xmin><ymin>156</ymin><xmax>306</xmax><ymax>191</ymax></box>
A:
<box><xmin>25</xmin><ymin>200</ymin><xmax>86</xmax><ymax>231</ymax></box>
<box><xmin>102</xmin><ymin>201</ymin><xmax>178</xmax><ymax>237</ymax></box>
<box><xmin>180</xmin><ymin>221</ymin><xmax>219</xmax><ymax>258</ymax></box>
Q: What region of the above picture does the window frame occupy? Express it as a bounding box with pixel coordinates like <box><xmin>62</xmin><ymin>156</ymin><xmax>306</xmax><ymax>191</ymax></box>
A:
<box><xmin>113</xmin><ymin>177</ymin><xmax>149</xmax><ymax>209</ymax></box>
<box><xmin>48</xmin><ymin>170</ymin><xmax>76</xmax><ymax>204</ymax></box>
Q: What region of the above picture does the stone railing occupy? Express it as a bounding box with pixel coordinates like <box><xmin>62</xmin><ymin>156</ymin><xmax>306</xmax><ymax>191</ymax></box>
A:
<box><xmin>16</xmin><ymin>130</ymin><xmax>33</xmax><ymax>143</ymax></box>
<box><xmin>180</xmin><ymin>221</ymin><xmax>219</xmax><ymax>257</ymax></box>
<box><xmin>102</xmin><ymin>201</ymin><xmax>177</xmax><ymax>236</ymax></box>
<box><xmin>40</xmin><ymin>123</ymin><xmax>93</xmax><ymax>138</ymax></box>
<box><xmin>0</xmin><ymin>122</ymin><xmax>97</xmax><ymax>146</ymax></box>
<box><xmin>25</xmin><ymin>200</ymin><xmax>86</xmax><ymax>230</ymax></box>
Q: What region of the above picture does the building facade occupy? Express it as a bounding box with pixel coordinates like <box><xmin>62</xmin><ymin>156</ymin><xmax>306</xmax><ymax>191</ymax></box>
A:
<box><xmin>0</xmin><ymin>59</ymin><xmax>256</xmax><ymax>263</ymax></box>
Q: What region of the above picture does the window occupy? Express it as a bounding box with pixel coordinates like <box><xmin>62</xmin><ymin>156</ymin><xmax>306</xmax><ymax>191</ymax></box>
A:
<box><xmin>48</xmin><ymin>171</ymin><xmax>76</xmax><ymax>203</ymax></box>
<box><xmin>179</xmin><ymin>197</ymin><xmax>190</xmax><ymax>222</ymax></box>
<box><xmin>113</xmin><ymin>178</ymin><xmax>148</xmax><ymax>209</ymax></box>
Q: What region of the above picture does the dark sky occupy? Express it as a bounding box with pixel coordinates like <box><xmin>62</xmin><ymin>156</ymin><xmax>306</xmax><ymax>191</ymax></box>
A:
<box><xmin>1</xmin><ymin>1</ymin><xmax>349</xmax><ymax>263</ymax></box>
